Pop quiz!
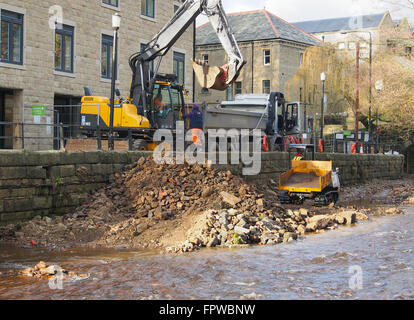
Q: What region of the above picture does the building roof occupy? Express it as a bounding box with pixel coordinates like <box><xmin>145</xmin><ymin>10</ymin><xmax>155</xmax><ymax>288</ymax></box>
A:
<box><xmin>292</xmin><ymin>13</ymin><xmax>386</xmax><ymax>34</ymax></box>
<box><xmin>196</xmin><ymin>9</ymin><xmax>320</xmax><ymax>46</ymax></box>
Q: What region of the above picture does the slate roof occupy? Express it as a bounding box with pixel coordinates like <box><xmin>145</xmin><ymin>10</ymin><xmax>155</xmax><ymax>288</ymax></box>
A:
<box><xmin>292</xmin><ymin>13</ymin><xmax>386</xmax><ymax>34</ymax></box>
<box><xmin>196</xmin><ymin>10</ymin><xmax>320</xmax><ymax>46</ymax></box>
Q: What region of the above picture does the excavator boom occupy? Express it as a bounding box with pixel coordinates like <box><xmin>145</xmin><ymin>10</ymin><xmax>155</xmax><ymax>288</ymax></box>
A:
<box><xmin>129</xmin><ymin>0</ymin><xmax>245</xmax><ymax>109</ymax></box>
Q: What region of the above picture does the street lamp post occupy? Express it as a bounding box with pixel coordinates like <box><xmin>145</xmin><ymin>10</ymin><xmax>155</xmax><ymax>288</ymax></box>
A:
<box><xmin>320</xmin><ymin>72</ymin><xmax>326</xmax><ymax>147</ymax></box>
<box><xmin>355</xmin><ymin>42</ymin><xmax>360</xmax><ymax>153</ymax></box>
<box><xmin>375</xmin><ymin>80</ymin><xmax>384</xmax><ymax>154</ymax></box>
<box><xmin>109</xmin><ymin>13</ymin><xmax>121</xmax><ymax>151</ymax></box>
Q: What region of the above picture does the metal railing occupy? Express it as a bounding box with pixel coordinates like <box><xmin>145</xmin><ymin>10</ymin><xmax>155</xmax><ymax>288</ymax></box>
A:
<box><xmin>0</xmin><ymin>104</ymin><xmax>141</xmax><ymax>151</ymax></box>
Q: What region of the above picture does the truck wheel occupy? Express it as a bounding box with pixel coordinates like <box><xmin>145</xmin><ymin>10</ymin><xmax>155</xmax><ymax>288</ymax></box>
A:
<box><xmin>133</xmin><ymin>139</ymin><xmax>149</xmax><ymax>151</ymax></box>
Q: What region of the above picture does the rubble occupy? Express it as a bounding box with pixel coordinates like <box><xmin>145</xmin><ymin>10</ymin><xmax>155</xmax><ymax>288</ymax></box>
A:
<box><xmin>20</xmin><ymin>261</ymin><xmax>89</xmax><ymax>281</ymax></box>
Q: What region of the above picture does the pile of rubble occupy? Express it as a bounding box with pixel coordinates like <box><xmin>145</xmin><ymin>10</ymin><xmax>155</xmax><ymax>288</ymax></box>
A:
<box><xmin>21</xmin><ymin>261</ymin><xmax>89</xmax><ymax>281</ymax></box>
<box><xmin>168</xmin><ymin>207</ymin><xmax>374</xmax><ymax>253</ymax></box>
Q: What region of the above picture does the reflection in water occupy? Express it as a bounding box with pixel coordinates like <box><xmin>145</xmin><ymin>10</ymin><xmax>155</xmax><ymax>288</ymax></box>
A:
<box><xmin>0</xmin><ymin>208</ymin><xmax>413</xmax><ymax>300</ymax></box>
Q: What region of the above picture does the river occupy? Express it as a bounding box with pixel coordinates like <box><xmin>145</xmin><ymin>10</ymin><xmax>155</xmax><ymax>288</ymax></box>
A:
<box><xmin>0</xmin><ymin>207</ymin><xmax>413</xmax><ymax>300</ymax></box>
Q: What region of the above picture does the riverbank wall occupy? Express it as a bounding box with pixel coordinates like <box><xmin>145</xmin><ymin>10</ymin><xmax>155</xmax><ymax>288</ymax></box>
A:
<box><xmin>0</xmin><ymin>150</ymin><xmax>404</xmax><ymax>224</ymax></box>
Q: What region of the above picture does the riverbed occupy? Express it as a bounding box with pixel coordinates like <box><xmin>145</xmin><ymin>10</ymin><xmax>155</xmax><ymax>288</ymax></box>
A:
<box><xmin>0</xmin><ymin>206</ymin><xmax>413</xmax><ymax>300</ymax></box>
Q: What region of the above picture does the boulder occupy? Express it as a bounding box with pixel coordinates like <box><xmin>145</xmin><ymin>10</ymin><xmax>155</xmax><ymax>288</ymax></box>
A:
<box><xmin>283</xmin><ymin>232</ymin><xmax>298</xmax><ymax>243</ymax></box>
<box><xmin>306</xmin><ymin>215</ymin><xmax>334</xmax><ymax>232</ymax></box>
<box><xmin>335</xmin><ymin>211</ymin><xmax>357</xmax><ymax>225</ymax></box>
<box><xmin>299</xmin><ymin>208</ymin><xmax>308</xmax><ymax>218</ymax></box>
<box><xmin>207</xmin><ymin>236</ymin><xmax>220</xmax><ymax>247</ymax></box>
<box><xmin>297</xmin><ymin>225</ymin><xmax>306</xmax><ymax>236</ymax></box>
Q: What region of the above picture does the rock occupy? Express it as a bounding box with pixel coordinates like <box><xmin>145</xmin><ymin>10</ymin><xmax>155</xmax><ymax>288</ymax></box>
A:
<box><xmin>227</xmin><ymin>208</ymin><xmax>239</xmax><ymax>216</ymax></box>
<box><xmin>355</xmin><ymin>212</ymin><xmax>369</xmax><ymax>221</ymax></box>
<box><xmin>219</xmin><ymin>212</ymin><xmax>228</xmax><ymax>226</ymax></box>
<box><xmin>238</xmin><ymin>186</ymin><xmax>247</xmax><ymax>197</ymax></box>
<box><xmin>335</xmin><ymin>211</ymin><xmax>357</xmax><ymax>225</ymax></box>
<box><xmin>283</xmin><ymin>232</ymin><xmax>298</xmax><ymax>243</ymax></box>
<box><xmin>408</xmin><ymin>197</ymin><xmax>414</xmax><ymax>205</ymax></box>
<box><xmin>154</xmin><ymin>208</ymin><xmax>169</xmax><ymax>220</ymax></box>
<box><xmin>385</xmin><ymin>207</ymin><xmax>403</xmax><ymax>215</ymax></box>
<box><xmin>35</xmin><ymin>261</ymin><xmax>47</xmax><ymax>270</ymax></box>
<box><xmin>158</xmin><ymin>192</ymin><xmax>168</xmax><ymax>200</ymax></box>
<box><xmin>234</xmin><ymin>226</ymin><xmax>250</xmax><ymax>236</ymax></box>
<box><xmin>256</xmin><ymin>199</ymin><xmax>264</xmax><ymax>207</ymax></box>
<box><xmin>260</xmin><ymin>232</ymin><xmax>279</xmax><ymax>244</ymax></box>
<box><xmin>297</xmin><ymin>225</ymin><xmax>306</xmax><ymax>236</ymax></box>
<box><xmin>202</xmin><ymin>187</ymin><xmax>213</xmax><ymax>198</ymax></box>
<box><xmin>21</xmin><ymin>268</ymin><xmax>35</xmax><ymax>277</ymax></box>
<box><xmin>207</xmin><ymin>237</ymin><xmax>220</xmax><ymax>247</ymax></box>
<box><xmin>335</xmin><ymin>216</ymin><xmax>346</xmax><ymax>225</ymax></box>
<box><xmin>237</xmin><ymin>219</ymin><xmax>249</xmax><ymax>229</ymax></box>
<box><xmin>45</xmin><ymin>217</ymin><xmax>52</xmax><ymax>224</ymax></box>
<box><xmin>40</xmin><ymin>265</ymin><xmax>60</xmax><ymax>276</ymax></box>
<box><xmin>306</xmin><ymin>215</ymin><xmax>334</xmax><ymax>232</ymax></box>
<box><xmin>220</xmin><ymin>191</ymin><xmax>241</xmax><ymax>206</ymax></box>
<box><xmin>299</xmin><ymin>208</ymin><xmax>308</xmax><ymax>218</ymax></box>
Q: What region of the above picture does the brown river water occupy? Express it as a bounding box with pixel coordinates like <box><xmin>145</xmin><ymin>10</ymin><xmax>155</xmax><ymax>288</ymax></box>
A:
<box><xmin>0</xmin><ymin>207</ymin><xmax>413</xmax><ymax>300</ymax></box>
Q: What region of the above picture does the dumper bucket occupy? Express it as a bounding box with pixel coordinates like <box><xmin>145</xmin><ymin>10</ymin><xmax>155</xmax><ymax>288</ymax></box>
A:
<box><xmin>192</xmin><ymin>60</ymin><xmax>229</xmax><ymax>91</ymax></box>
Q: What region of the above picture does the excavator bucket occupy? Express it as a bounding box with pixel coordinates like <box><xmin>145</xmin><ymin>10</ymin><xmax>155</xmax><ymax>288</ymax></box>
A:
<box><xmin>192</xmin><ymin>59</ymin><xmax>229</xmax><ymax>91</ymax></box>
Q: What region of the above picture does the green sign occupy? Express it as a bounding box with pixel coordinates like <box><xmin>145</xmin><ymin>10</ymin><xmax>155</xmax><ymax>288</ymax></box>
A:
<box><xmin>343</xmin><ymin>130</ymin><xmax>352</xmax><ymax>136</ymax></box>
<box><xmin>32</xmin><ymin>106</ymin><xmax>45</xmax><ymax>116</ymax></box>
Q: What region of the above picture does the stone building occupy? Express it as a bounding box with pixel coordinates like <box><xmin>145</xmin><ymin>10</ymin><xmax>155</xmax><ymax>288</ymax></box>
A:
<box><xmin>293</xmin><ymin>12</ymin><xmax>413</xmax><ymax>59</ymax></box>
<box><xmin>0</xmin><ymin>0</ymin><xmax>193</xmax><ymax>150</ymax></box>
<box><xmin>195</xmin><ymin>9</ymin><xmax>320</xmax><ymax>106</ymax></box>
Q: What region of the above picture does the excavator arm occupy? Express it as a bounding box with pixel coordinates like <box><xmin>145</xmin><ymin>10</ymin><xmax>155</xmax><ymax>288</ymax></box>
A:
<box><xmin>129</xmin><ymin>0</ymin><xmax>245</xmax><ymax>112</ymax></box>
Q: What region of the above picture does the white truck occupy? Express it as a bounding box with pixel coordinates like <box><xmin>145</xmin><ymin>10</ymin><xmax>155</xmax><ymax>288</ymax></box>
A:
<box><xmin>203</xmin><ymin>92</ymin><xmax>312</xmax><ymax>151</ymax></box>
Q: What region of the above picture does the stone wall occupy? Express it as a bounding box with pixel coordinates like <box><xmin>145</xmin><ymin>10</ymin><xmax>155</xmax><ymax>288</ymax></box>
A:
<box><xmin>0</xmin><ymin>150</ymin><xmax>151</xmax><ymax>225</ymax></box>
<box><xmin>244</xmin><ymin>152</ymin><xmax>405</xmax><ymax>185</ymax></box>
<box><xmin>0</xmin><ymin>150</ymin><xmax>404</xmax><ymax>224</ymax></box>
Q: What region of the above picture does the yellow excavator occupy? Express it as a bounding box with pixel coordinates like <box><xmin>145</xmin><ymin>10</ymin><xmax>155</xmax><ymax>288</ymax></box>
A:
<box><xmin>79</xmin><ymin>0</ymin><xmax>246</xmax><ymax>150</ymax></box>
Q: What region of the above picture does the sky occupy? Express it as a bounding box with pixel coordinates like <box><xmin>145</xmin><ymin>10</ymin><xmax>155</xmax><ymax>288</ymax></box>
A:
<box><xmin>196</xmin><ymin>0</ymin><xmax>414</xmax><ymax>26</ymax></box>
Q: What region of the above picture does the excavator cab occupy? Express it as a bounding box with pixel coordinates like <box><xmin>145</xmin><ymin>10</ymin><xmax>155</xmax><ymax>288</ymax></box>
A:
<box><xmin>149</xmin><ymin>75</ymin><xmax>187</xmax><ymax>130</ymax></box>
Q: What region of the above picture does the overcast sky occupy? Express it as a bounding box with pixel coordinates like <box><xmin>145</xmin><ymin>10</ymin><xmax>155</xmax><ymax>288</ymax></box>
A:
<box><xmin>196</xmin><ymin>0</ymin><xmax>414</xmax><ymax>26</ymax></box>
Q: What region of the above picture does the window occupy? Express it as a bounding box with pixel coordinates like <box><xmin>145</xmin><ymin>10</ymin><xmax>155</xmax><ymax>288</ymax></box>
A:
<box><xmin>55</xmin><ymin>25</ymin><xmax>74</xmax><ymax>73</ymax></box>
<box><xmin>338</xmin><ymin>42</ymin><xmax>345</xmax><ymax>50</ymax></box>
<box><xmin>262</xmin><ymin>80</ymin><xmax>270</xmax><ymax>94</ymax></box>
<box><xmin>264</xmin><ymin>49</ymin><xmax>271</xmax><ymax>65</ymax></box>
<box><xmin>173</xmin><ymin>51</ymin><xmax>185</xmax><ymax>85</ymax></box>
<box><xmin>140</xmin><ymin>43</ymin><xmax>154</xmax><ymax>73</ymax></box>
<box><xmin>235</xmin><ymin>82</ymin><xmax>242</xmax><ymax>95</ymax></box>
<box><xmin>202</xmin><ymin>54</ymin><xmax>208</xmax><ymax>64</ymax></box>
<box><xmin>299</xmin><ymin>53</ymin><xmax>303</xmax><ymax>66</ymax></box>
<box><xmin>102</xmin><ymin>0</ymin><xmax>119</xmax><ymax>7</ymax></box>
<box><xmin>405</xmin><ymin>46</ymin><xmax>412</xmax><ymax>56</ymax></box>
<box><xmin>141</xmin><ymin>0</ymin><xmax>155</xmax><ymax>18</ymax></box>
<box><xmin>101</xmin><ymin>34</ymin><xmax>115</xmax><ymax>79</ymax></box>
<box><xmin>1</xmin><ymin>10</ymin><xmax>24</xmax><ymax>65</ymax></box>
<box><xmin>348</xmin><ymin>42</ymin><xmax>356</xmax><ymax>50</ymax></box>
<box><xmin>226</xmin><ymin>85</ymin><xmax>233</xmax><ymax>101</ymax></box>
